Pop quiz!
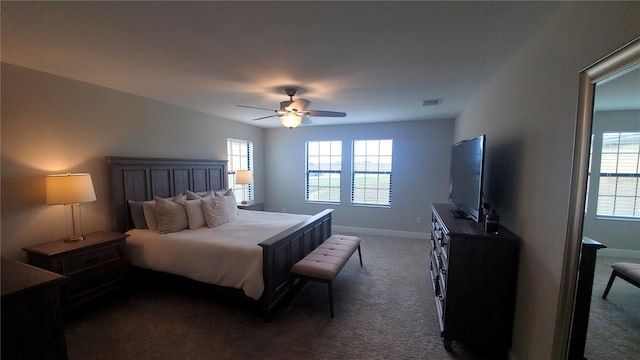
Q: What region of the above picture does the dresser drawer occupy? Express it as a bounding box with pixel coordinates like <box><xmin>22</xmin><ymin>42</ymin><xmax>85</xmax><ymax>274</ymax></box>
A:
<box><xmin>60</xmin><ymin>244</ymin><xmax>123</xmax><ymax>275</ymax></box>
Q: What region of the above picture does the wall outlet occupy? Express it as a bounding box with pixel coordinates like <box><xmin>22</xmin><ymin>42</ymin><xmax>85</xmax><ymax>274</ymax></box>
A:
<box><xmin>416</xmin><ymin>217</ymin><xmax>422</xmax><ymax>224</ymax></box>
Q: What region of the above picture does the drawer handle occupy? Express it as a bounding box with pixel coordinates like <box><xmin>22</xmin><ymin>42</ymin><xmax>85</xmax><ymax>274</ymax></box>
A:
<box><xmin>85</xmin><ymin>256</ymin><xmax>100</xmax><ymax>264</ymax></box>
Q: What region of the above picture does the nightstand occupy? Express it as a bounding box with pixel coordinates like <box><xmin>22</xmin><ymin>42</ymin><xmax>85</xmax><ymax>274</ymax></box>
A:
<box><xmin>23</xmin><ymin>231</ymin><xmax>128</xmax><ymax>314</ymax></box>
<box><xmin>237</xmin><ymin>200</ymin><xmax>265</xmax><ymax>211</ymax></box>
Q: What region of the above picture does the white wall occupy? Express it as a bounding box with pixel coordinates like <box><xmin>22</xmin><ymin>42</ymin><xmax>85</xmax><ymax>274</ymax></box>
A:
<box><xmin>583</xmin><ymin>110</ymin><xmax>640</xmax><ymax>254</ymax></box>
<box><xmin>264</xmin><ymin>120</ymin><xmax>454</xmax><ymax>234</ymax></box>
<box><xmin>454</xmin><ymin>2</ymin><xmax>640</xmax><ymax>359</ymax></box>
<box><xmin>1</xmin><ymin>63</ymin><xmax>265</xmax><ymax>260</ymax></box>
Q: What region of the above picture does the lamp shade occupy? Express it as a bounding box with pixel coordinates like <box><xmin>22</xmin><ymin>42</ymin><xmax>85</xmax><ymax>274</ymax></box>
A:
<box><xmin>279</xmin><ymin>114</ymin><xmax>302</xmax><ymax>129</ymax></box>
<box><xmin>46</xmin><ymin>173</ymin><xmax>97</xmax><ymax>205</ymax></box>
<box><xmin>235</xmin><ymin>170</ymin><xmax>254</xmax><ymax>185</ymax></box>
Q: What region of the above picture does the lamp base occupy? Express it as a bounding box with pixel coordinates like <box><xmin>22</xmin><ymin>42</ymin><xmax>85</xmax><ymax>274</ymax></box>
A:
<box><xmin>64</xmin><ymin>235</ymin><xmax>84</xmax><ymax>242</ymax></box>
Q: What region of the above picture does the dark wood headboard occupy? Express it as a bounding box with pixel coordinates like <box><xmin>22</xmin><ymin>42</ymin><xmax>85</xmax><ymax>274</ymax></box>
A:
<box><xmin>106</xmin><ymin>156</ymin><xmax>228</xmax><ymax>233</ymax></box>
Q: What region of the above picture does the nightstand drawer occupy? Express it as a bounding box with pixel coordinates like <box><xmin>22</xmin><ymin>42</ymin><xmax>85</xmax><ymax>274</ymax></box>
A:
<box><xmin>61</xmin><ymin>244</ymin><xmax>122</xmax><ymax>275</ymax></box>
<box><xmin>65</xmin><ymin>267</ymin><xmax>126</xmax><ymax>303</ymax></box>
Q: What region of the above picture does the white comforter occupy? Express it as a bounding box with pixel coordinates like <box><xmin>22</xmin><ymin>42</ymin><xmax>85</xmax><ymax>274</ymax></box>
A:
<box><xmin>126</xmin><ymin>210</ymin><xmax>311</xmax><ymax>300</ymax></box>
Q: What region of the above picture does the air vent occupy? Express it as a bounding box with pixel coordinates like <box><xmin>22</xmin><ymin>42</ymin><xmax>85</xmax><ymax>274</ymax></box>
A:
<box><xmin>422</xmin><ymin>98</ymin><xmax>443</xmax><ymax>107</ymax></box>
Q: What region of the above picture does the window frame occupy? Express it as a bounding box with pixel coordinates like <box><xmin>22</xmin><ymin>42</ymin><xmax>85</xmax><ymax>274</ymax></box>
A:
<box><xmin>350</xmin><ymin>139</ymin><xmax>393</xmax><ymax>207</ymax></box>
<box><xmin>595</xmin><ymin>131</ymin><xmax>640</xmax><ymax>219</ymax></box>
<box><xmin>305</xmin><ymin>140</ymin><xmax>342</xmax><ymax>204</ymax></box>
<box><xmin>227</xmin><ymin>138</ymin><xmax>254</xmax><ymax>201</ymax></box>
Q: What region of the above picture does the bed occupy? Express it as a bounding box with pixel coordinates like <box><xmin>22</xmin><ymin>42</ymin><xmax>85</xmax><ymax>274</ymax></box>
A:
<box><xmin>106</xmin><ymin>156</ymin><xmax>333</xmax><ymax>319</ymax></box>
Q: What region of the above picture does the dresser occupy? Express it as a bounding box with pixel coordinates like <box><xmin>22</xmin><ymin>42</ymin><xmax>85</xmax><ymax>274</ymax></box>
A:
<box><xmin>430</xmin><ymin>203</ymin><xmax>520</xmax><ymax>354</ymax></box>
<box><xmin>1</xmin><ymin>257</ymin><xmax>69</xmax><ymax>360</ymax></box>
<box><xmin>23</xmin><ymin>231</ymin><xmax>128</xmax><ymax>314</ymax></box>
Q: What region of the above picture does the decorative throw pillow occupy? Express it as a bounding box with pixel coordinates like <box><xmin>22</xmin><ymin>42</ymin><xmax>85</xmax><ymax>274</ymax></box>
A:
<box><xmin>201</xmin><ymin>195</ymin><xmax>230</xmax><ymax>228</ymax></box>
<box><xmin>186</xmin><ymin>190</ymin><xmax>215</xmax><ymax>200</ymax></box>
<box><xmin>142</xmin><ymin>200</ymin><xmax>159</xmax><ymax>231</ymax></box>
<box><xmin>184</xmin><ymin>199</ymin><xmax>206</xmax><ymax>229</ymax></box>
<box><xmin>215</xmin><ymin>188</ymin><xmax>239</xmax><ymax>219</ymax></box>
<box><xmin>154</xmin><ymin>196</ymin><xmax>188</xmax><ymax>234</ymax></box>
<box><xmin>128</xmin><ymin>200</ymin><xmax>148</xmax><ymax>229</ymax></box>
<box><xmin>142</xmin><ymin>195</ymin><xmax>186</xmax><ymax>231</ymax></box>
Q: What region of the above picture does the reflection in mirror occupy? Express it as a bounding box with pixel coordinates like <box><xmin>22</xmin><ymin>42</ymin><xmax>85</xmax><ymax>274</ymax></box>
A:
<box><xmin>557</xmin><ymin>38</ymin><xmax>639</xmax><ymax>360</ymax></box>
<box><xmin>582</xmin><ymin>61</ymin><xmax>640</xmax><ymax>359</ymax></box>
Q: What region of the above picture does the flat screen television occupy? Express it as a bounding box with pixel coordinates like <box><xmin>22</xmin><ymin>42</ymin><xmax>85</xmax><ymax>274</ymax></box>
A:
<box><xmin>448</xmin><ymin>134</ymin><xmax>486</xmax><ymax>222</ymax></box>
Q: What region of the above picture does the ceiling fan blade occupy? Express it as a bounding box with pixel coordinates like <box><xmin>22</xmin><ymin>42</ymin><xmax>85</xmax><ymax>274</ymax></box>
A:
<box><xmin>280</xmin><ymin>100</ymin><xmax>293</xmax><ymax>110</ymax></box>
<box><xmin>237</xmin><ymin>104</ymin><xmax>276</xmax><ymax>112</ymax></box>
<box><xmin>290</xmin><ymin>98</ymin><xmax>311</xmax><ymax>111</ymax></box>
<box><xmin>252</xmin><ymin>114</ymin><xmax>278</xmax><ymax>121</ymax></box>
<box><xmin>304</xmin><ymin>110</ymin><xmax>347</xmax><ymax>117</ymax></box>
<box><xmin>301</xmin><ymin>116</ymin><xmax>313</xmax><ymax>125</ymax></box>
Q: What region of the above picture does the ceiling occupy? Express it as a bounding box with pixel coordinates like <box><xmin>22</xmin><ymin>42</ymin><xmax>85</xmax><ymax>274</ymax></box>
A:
<box><xmin>0</xmin><ymin>1</ymin><xmax>592</xmax><ymax>128</ymax></box>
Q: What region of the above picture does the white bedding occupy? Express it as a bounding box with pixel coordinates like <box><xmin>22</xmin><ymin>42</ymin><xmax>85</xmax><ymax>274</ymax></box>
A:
<box><xmin>126</xmin><ymin>210</ymin><xmax>311</xmax><ymax>300</ymax></box>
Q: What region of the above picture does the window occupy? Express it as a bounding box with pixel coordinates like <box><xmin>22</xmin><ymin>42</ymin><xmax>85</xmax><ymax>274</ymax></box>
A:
<box><xmin>227</xmin><ymin>138</ymin><xmax>254</xmax><ymax>202</ymax></box>
<box><xmin>596</xmin><ymin>132</ymin><xmax>640</xmax><ymax>218</ymax></box>
<box><xmin>351</xmin><ymin>139</ymin><xmax>393</xmax><ymax>206</ymax></box>
<box><xmin>306</xmin><ymin>141</ymin><xmax>342</xmax><ymax>203</ymax></box>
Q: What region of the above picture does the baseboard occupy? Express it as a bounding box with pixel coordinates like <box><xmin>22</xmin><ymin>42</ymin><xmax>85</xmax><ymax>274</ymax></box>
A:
<box><xmin>332</xmin><ymin>225</ymin><xmax>429</xmax><ymax>240</ymax></box>
<box><xmin>599</xmin><ymin>248</ymin><xmax>640</xmax><ymax>259</ymax></box>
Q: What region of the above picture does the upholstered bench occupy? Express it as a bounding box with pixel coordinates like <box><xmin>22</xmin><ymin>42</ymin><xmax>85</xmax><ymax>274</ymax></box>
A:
<box><xmin>602</xmin><ymin>262</ymin><xmax>640</xmax><ymax>299</ymax></box>
<box><xmin>290</xmin><ymin>234</ymin><xmax>363</xmax><ymax>318</ymax></box>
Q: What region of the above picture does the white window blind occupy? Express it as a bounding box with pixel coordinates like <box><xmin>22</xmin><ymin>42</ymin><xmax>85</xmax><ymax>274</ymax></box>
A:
<box><xmin>596</xmin><ymin>132</ymin><xmax>640</xmax><ymax>218</ymax></box>
<box><xmin>351</xmin><ymin>139</ymin><xmax>393</xmax><ymax>206</ymax></box>
<box><xmin>306</xmin><ymin>140</ymin><xmax>342</xmax><ymax>203</ymax></box>
<box><xmin>227</xmin><ymin>138</ymin><xmax>254</xmax><ymax>201</ymax></box>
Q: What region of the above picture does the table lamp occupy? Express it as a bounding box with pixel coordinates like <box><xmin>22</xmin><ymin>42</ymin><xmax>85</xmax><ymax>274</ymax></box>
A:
<box><xmin>235</xmin><ymin>170</ymin><xmax>253</xmax><ymax>204</ymax></box>
<box><xmin>46</xmin><ymin>173</ymin><xmax>97</xmax><ymax>241</ymax></box>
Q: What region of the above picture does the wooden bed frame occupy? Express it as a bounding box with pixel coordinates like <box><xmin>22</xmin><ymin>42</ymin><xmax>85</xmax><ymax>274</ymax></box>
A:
<box><xmin>106</xmin><ymin>156</ymin><xmax>333</xmax><ymax>320</ymax></box>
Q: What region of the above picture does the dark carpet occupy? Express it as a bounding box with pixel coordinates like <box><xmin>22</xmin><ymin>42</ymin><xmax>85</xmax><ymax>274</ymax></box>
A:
<box><xmin>65</xmin><ymin>234</ymin><xmax>639</xmax><ymax>360</ymax></box>
<box><xmin>65</xmin><ymin>234</ymin><xmax>490</xmax><ymax>360</ymax></box>
<box><xmin>585</xmin><ymin>255</ymin><xmax>640</xmax><ymax>360</ymax></box>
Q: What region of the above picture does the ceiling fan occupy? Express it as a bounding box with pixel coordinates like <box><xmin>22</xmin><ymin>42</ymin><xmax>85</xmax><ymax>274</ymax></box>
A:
<box><xmin>237</xmin><ymin>88</ymin><xmax>346</xmax><ymax>129</ymax></box>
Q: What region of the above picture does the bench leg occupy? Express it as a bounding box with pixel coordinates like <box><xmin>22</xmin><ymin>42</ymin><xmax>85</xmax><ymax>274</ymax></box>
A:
<box><xmin>602</xmin><ymin>270</ymin><xmax>618</xmax><ymax>299</ymax></box>
<box><xmin>288</xmin><ymin>275</ymin><xmax>296</xmax><ymax>305</ymax></box>
<box><xmin>328</xmin><ymin>280</ymin><xmax>334</xmax><ymax>318</ymax></box>
<box><xmin>357</xmin><ymin>245</ymin><xmax>363</xmax><ymax>267</ymax></box>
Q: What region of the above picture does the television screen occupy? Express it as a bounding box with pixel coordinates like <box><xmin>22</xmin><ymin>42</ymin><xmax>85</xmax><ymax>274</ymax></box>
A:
<box><xmin>448</xmin><ymin>134</ymin><xmax>486</xmax><ymax>222</ymax></box>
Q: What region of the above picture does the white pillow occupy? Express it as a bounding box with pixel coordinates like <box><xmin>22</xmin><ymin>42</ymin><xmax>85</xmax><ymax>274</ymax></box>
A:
<box><xmin>154</xmin><ymin>196</ymin><xmax>188</xmax><ymax>234</ymax></box>
<box><xmin>201</xmin><ymin>195</ymin><xmax>230</xmax><ymax>228</ymax></box>
<box><xmin>184</xmin><ymin>199</ymin><xmax>206</xmax><ymax>229</ymax></box>
<box><xmin>216</xmin><ymin>189</ymin><xmax>239</xmax><ymax>219</ymax></box>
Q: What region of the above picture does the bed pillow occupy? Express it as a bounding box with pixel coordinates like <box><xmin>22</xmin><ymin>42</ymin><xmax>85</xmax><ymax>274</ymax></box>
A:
<box><xmin>186</xmin><ymin>190</ymin><xmax>215</xmax><ymax>200</ymax></box>
<box><xmin>216</xmin><ymin>189</ymin><xmax>239</xmax><ymax>219</ymax></box>
<box><xmin>154</xmin><ymin>195</ymin><xmax>189</xmax><ymax>234</ymax></box>
<box><xmin>142</xmin><ymin>200</ymin><xmax>159</xmax><ymax>231</ymax></box>
<box><xmin>141</xmin><ymin>195</ymin><xmax>186</xmax><ymax>231</ymax></box>
<box><xmin>201</xmin><ymin>195</ymin><xmax>230</xmax><ymax>228</ymax></box>
<box><xmin>184</xmin><ymin>199</ymin><xmax>206</xmax><ymax>229</ymax></box>
<box><xmin>128</xmin><ymin>200</ymin><xmax>148</xmax><ymax>229</ymax></box>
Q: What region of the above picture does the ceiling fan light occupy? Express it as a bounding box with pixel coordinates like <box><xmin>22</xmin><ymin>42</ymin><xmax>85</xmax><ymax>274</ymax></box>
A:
<box><xmin>280</xmin><ymin>114</ymin><xmax>302</xmax><ymax>129</ymax></box>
